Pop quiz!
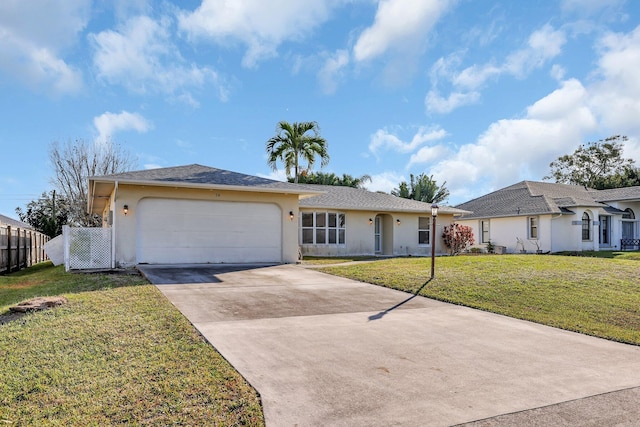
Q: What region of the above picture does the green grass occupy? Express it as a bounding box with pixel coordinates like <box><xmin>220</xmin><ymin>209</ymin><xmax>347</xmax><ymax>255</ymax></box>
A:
<box><xmin>554</xmin><ymin>250</ymin><xmax>640</xmax><ymax>260</ymax></box>
<box><xmin>0</xmin><ymin>263</ymin><xmax>264</xmax><ymax>426</ymax></box>
<box><xmin>300</xmin><ymin>256</ymin><xmax>378</xmax><ymax>265</ymax></box>
<box><xmin>319</xmin><ymin>254</ymin><xmax>640</xmax><ymax>345</ymax></box>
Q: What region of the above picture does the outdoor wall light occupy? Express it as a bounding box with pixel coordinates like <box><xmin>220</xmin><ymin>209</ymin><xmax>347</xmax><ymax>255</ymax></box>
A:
<box><xmin>369</xmin><ymin>218</ymin><xmax>373</xmax><ymax>225</ymax></box>
<box><xmin>396</xmin><ymin>219</ymin><xmax>401</xmax><ymax>225</ymax></box>
<box><xmin>289</xmin><ymin>211</ymin><xmax>295</xmax><ymax>221</ymax></box>
<box><xmin>123</xmin><ymin>205</ymin><xmax>129</xmax><ymax>215</ymax></box>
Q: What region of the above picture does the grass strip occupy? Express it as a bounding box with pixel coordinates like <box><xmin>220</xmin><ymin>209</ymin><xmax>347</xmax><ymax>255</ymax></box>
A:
<box><xmin>0</xmin><ymin>263</ymin><xmax>263</xmax><ymax>426</ymax></box>
<box><xmin>319</xmin><ymin>254</ymin><xmax>640</xmax><ymax>345</ymax></box>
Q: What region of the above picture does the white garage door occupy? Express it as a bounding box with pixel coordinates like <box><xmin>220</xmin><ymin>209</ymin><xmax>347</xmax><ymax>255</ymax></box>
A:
<box><xmin>137</xmin><ymin>198</ymin><xmax>282</xmax><ymax>264</ymax></box>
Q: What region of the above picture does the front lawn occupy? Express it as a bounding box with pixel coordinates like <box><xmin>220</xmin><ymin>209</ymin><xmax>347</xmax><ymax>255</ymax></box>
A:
<box><xmin>319</xmin><ymin>254</ymin><xmax>640</xmax><ymax>345</ymax></box>
<box><xmin>0</xmin><ymin>263</ymin><xmax>263</xmax><ymax>426</ymax></box>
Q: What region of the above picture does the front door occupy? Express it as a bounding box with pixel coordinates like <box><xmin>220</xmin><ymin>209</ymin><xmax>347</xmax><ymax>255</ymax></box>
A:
<box><xmin>374</xmin><ymin>216</ymin><xmax>382</xmax><ymax>254</ymax></box>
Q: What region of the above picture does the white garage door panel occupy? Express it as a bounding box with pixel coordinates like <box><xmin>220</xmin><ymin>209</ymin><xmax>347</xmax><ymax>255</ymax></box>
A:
<box><xmin>137</xmin><ymin>198</ymin><xmax>282</xmax><ymax>264</ymax></box>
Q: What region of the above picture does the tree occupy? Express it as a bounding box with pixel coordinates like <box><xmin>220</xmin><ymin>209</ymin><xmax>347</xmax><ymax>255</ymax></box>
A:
<box><xmin>289</xmin><ymin>171</ymin><xmax>371</xmax><ymax>188</ymax></box>
<box><xmin>391</xmin><ymin>173</ymin><xmax>449</xmax><ymax>203</ymax></box>
<box><xmin>266</xmin><ymin>121</ymin><xmax>329</xmax><ymax>183</ymax></box>
<box><xmin>15</xmin><ymin>190</ymin><xmax>70</xmax><ymax>238</ymax></box>
<box><xmin>442</xmin><ymin>223</ymin><xmax>475</xmax><ymax>255</ymax></box>
<box><xmin>49</xmin><ymin>139</ymin><xmax>136</xmax><ymax>226</ymax></box>
<box><xmin>544</xmin><ymin>135</ymin><xmax>639</xmax><ymax>189</ymax></box>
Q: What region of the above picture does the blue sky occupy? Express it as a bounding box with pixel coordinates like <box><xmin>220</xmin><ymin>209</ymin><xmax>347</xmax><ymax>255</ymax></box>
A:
<box><xmin>1</xmin><ymin>0</ymin><xmax>640</xmax><ymax>217</ymax></box>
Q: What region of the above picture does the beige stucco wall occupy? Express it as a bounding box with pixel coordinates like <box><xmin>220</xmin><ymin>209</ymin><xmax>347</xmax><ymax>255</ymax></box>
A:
<box><xmin>299</xmin><ymin>209</ymin><xmax>453</xmax><ymax>257</ymax></box>
<box><xmin>101</xmin><ymin>183</ymin><xmax>300</xmax><ymax>267</ymax></box>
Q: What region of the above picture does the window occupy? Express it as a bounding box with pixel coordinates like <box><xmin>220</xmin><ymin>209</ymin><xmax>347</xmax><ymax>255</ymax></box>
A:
<box><xmin>480</xmin><ymin>220</ymin><xmax>490</xmax><ymax>243</ymax></box>
<box><xmin>301</xmin><ymin>212</ymin><xmax>345</xmax><ymax>245</ymax></box>
<box><xmin>528</xmin><ymin>217</ymin><xmax>538</xmax><ymax>239</ymax></box>
<box><xmin>622</xmin><ymin>209</ymin><xmax>635</xmax><ymax>240</ymax></box>
<box><xmin>418</xmin><ymin>217</ymin><xmax>431</xmax><ymax>245</ymax></box>
<box><xmin>582</xmin><ymin>212</ymin><xmax>591</xmax><ymax>241</ymax></box>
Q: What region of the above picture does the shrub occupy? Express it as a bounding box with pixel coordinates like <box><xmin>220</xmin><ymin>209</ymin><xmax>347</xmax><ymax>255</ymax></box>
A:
<box><xmin>442</xmin><ymin>223</ymin><xmax>475</xmax><ymax>255</ymax></box>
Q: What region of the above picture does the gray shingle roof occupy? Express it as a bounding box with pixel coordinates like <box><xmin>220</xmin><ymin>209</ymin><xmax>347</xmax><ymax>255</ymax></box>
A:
<box><xmin>90</xmin><ymin>164</ymin><xmax>468</xmax><ymax>214</ymax></box>
<box><xmin>0</xmin><ymin>214</ymin><xmax>33</xmax><ymax>230</ymax></box>
<box><xmin>298</xmin><ymin>184</ymin><xmax>469</xmax><ymax>215</ymax></box>
<box><xmin>592</xmin><ymin>186</ymin><xmax>640</xmax><ymax>202</ymax></box>
<box><xmin>91</xmin><ymin>164</ymin><xmax>318</xmax><ymax>193</ymax></box>
<box><xmin>455</xmin><ymin>181</ymin><xmax>611</xmax><ymax>219</ymax></box>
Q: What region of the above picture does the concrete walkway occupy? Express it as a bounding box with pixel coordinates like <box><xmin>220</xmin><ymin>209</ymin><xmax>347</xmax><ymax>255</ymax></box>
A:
<box><xmin>140</xmin><ymin>264</ymin><xmax>640</xmax><ymax>426</ymax></box>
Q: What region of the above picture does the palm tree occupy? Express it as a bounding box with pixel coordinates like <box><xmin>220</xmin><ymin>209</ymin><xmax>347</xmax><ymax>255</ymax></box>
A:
<box><xmin>289</xmin><ymin>172</ymin><xmax>371</xmax><ymax>188</ymax></box>
<box><xmin>392</xmin><ymin>173</ymin><xmax>449</xmax><ymax>203</ymax></box>
<box><xmin>266</xmin><ymin>121</ymin><xmax>329</xmax><ymax>183</ymax></box>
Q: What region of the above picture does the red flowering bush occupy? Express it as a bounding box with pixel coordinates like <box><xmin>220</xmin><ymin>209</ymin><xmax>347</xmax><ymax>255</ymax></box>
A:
<box><xmin>442</xmin><ymin>223</ymin><xmax>475</xmax><ymax>255</ymax></box>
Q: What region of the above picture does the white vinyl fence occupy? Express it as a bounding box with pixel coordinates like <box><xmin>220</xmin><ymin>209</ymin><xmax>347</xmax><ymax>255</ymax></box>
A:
<box><xmin>63</xmin><ymin>225</ymin><xmax>113</xmax><ymax>271</ymax></box>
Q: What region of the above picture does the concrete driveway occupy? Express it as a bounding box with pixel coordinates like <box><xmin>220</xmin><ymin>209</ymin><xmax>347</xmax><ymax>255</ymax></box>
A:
<box><xmin>139</xmin><ymin>264</ymin><xmax>640</xmax><ymax>426</ymax></box>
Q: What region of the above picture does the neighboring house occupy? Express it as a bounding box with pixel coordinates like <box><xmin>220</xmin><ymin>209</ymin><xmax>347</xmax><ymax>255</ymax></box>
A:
<box><xmin>455</xmin><ymin>181</ymin><xmax>640</xmax><ymax>253</ymax></box>
<box><xmin>87</xmin><ymin>164</ymin><xmax>468</xmax><ymax>268</ymax></box>
<box><xmin>0</xmin><ymin>214</ymin><xmax>33</xmax><ymax>230</ymax></box>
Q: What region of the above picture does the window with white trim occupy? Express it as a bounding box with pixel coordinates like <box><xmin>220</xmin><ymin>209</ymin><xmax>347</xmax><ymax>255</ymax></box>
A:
<box><xmin>582</xmin><ymin>212</ymin><xmax>591</xmax><ymax>241</ymax></box>
<box><xmin>418</xmin><ymin>217</ymin><xmax>431</xmax><ymax>245</ymax></box>
<box><xmin>301</xmin><ymin>212</ymin><xmax>345</xmax><ymax>245</ymax></box>
<box><xmin>480</xmin><ymin>220</ymin><xmax>490</xmax><ymax>243</ymax></box>
<box><xmin>528</xmin><ymin>216</ymin><xmax>538</xmax><ymax>239</ymax></box>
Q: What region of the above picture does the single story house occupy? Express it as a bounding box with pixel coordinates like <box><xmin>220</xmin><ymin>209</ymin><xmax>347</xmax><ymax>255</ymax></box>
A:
<box><xmin>297</xmin><ymin>184</ymin><xmax>469</xmax><ymax>257</ymax></box>
<box><xmin>87</xmin><ymin>164</ymin><xmax>468</xmax><ymax>268</ymax></box>
<box><xmin>455</xmin><ymin>181</ymin><xmax>640</xmax><ymax>253</ymax></box>
<box><xmin>0</xmin><ymin>214</ymin><xmax>33</xmax><ymax>230</ymax></box>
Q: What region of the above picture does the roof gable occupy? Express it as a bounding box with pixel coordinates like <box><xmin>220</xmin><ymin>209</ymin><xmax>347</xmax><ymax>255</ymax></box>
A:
<box><xmin>456</xmin><ymin>180</ymin><xmax>608</xmax><ymax>219</ymax></box>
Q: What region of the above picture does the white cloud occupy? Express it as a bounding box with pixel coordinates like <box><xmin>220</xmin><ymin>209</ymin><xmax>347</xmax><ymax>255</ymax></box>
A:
<box><xmin>353</xmin><ymin>0</ymin><xmax>451</xmax><ymax>63</ymax></box>
<box><xmin>504</xmin><ymin>24</ymin><xmax>567</xmax><ymax>78</ymax></box>
<box><xmin>452</xmin><ymin>63</ymin><xmax>501</xmax><ymax>90</ymax></box>
<box><xmin>561</xmin><ymin>0</ymin><xmax>626</xmax><ymax>17</ymax></box>
<box><xmin>430</xmin><ymin>24</ymin><xmax>640</xmax><ymax>205</ymax></box>
<box><xmin>589</xmin><ymin>25</ymin><xmax>640</xmax><ymax>135</ymax></box>
<box><xmin>257</xmin><ymin>169</ymin><xmax>288</xmax><ymax>182</ymax></box>
<box><xmin>407</xmin><ymin>144</ymin><xmax>451</xmax><ymax>168</ymax></box>
<box><xmin>430</xmin><ymin>24</ymin><xmax>567</xmax><ymax>114</ymax></box>
<box><xmin>369</xmin><ymin>126</ymin><xmax>448</xmax><ymax>155</ymax></box>
<box><xmin>432</xmin><ymin>79</ymin><xmax>597</xmax><ymax>202</ymax></box>
<box><xmin>550</xmin><ymin>64</ymin><xmax>566</xmax><ymax>81</ymax></box>
<box><xmin>90</xmin><ymin>15</ymin><xmax>228</xmax><ymax>102</ymax></box>
<box><xmin>368</xmin><ymin>171</ymin><xmax>406</xmax><ymax>193</ymax></box>
<box><xmin>178</xmin><ymin>0</ymin><xmax>339</xmax><ymax>68</ymax></box>
<box><xmin>93</xmin><ymin>110</ymin><xmax>153</xmax><ymax>143</ymax></box>
<box><xmin>318</xmin><ymin>49</ymin><xmax>350</xmax><ymax>94</ymax></box>
<box><xmin>0</xmin><ymin>0</ymin><xmax>88</xmax><ymax>94</ymax></box>
<box><xmin>425</xmin><ymin>90</ymin><xmax>480</xmax><ymax>114</ymax></box>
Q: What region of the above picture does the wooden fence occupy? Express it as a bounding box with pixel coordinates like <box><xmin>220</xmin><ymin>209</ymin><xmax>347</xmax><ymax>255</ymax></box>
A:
<box><xmin>0</xmin><ymin>225</ymin><xmax>50</xmax><ymax>274</ymax></box>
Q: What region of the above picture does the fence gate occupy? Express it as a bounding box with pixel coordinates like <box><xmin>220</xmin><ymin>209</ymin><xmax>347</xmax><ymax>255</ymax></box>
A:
<box><xmin>64</xmin><ymin>226</ymin><xmax>113</xmax><ymax>270</ymax></box>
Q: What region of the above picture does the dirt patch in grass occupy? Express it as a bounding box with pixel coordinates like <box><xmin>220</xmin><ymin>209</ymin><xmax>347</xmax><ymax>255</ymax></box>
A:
<box><xmin>0</xmin><ymin>310</ymin><xmax>25</xmax><ymax>325</ymax></box>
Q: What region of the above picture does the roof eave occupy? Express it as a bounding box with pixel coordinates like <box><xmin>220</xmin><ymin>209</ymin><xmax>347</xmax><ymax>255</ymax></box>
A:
<box><xmin>89</xmin><ymin>177</ymin><xmax>325</xmax><ymax>198</ymax></box>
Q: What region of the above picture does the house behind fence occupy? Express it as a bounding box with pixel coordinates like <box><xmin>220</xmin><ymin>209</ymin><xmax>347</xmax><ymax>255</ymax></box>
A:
<box><xmin>0</xmin><ymin>214</ymin><xmax>50</xmax><ymax>274</ymax></box>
